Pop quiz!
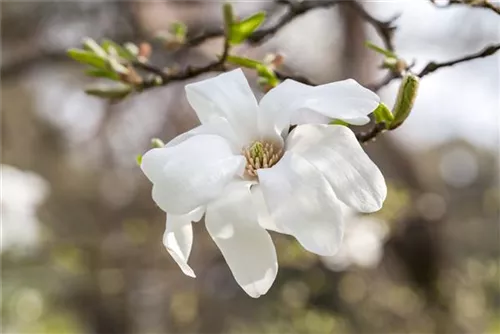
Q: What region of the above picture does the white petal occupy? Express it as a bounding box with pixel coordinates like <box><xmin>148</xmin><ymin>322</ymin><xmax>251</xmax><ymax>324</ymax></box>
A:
<box><xmin>205</xmin><ymin>181</ymin><xmax>278</xmax><ymax>298</ymax></box>
<box><xmin>307</xmin><ymin>79</ymin><xmax>379</xmax><ymax>125</ymax></box>
<box><xmin>185</xmin><ymin>69</ymin><xmax>259</xmax><ymax>145</ymax></box>
<box><xmin>163</xmin><ymin>208</ymin><xmax>204</xmax><ymax>278</ymax></box>
<box><xmin>251</xmin><ymin>185</ymin><xmax>286</xmax><ymax>234</ymax></box>
<box><xmin>286</xmin><ymin>124</ymin><xmax>387</xmax><ymax>212</ymax></box>
<box><xmin>165</xmin><ymin>117</ymin><xmax>240</xmax><ymax>152</ymax></box>
<box><xmin>258</xmin><ymin>79</ymin><xmax>310</xmax><ymax>138</ymax></box>
<box><xmin>257</xmin><ymin>152</ymin><xmax>345</xmax><ymax>256</ymax></box>
<box><xmin>260</xmin><ymin>78</ymin><xmax>379</xmax><ymax>126</ymax></box>
<box><xmin>142</xmin><ymin>135</ymin><xmax>246</xmax><ymax>215</ymax></box>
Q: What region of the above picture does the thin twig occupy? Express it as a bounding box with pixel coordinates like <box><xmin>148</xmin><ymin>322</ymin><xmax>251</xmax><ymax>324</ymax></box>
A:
<box><xmin>184</xmin><ymin>0</ymin><xmax>340</xmax><ymax>48</ymax></box>
<box><xmin>344</xmin><ymin>1</ymin><xmax>398</xmax><ymax>52</ymax></box>
<box><xmin>418</xmin><ymin>43</ymin><xmax>500</xmax><ymax>77</ymax></box>
<box><xmin>356</xmin><ymin>123</ymin><xmax>387</xmax><ymax>143</ymax></box>
<box><xmin>431</xmin><ymin>0</ymin><xmax>500</xmax><ymax>15</ymax></box>
<box><xmin>135</xmin><ymin>34</ymin><xmax>231</xmax><ymax>89</ymax></box>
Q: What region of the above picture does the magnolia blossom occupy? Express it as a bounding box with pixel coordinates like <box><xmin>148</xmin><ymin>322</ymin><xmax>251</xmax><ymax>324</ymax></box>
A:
<box><xmin>141</xmin><ymin>68</ymin><xmax>386</xmax><ymax>297</ymax></box>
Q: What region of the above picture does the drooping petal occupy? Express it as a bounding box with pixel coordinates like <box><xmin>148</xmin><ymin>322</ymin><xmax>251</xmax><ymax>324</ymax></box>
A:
<box><xmin>163</xmin><ymin>207</ymin><xmax>205</xmax><ymax>277</ymax></box>
<box><xmin>305</xmin><ymin>79</ymin><xmax>380</xmax><ymax>125</ymax></box>
<box><xmin>142</xmin><ymin>134</ymin><xmax>246</xmax><ymax>215</ymax></box>
<box><xmin>257</xmin><ymin>152</ymin><xmax>345</xmax><ymax>256</ymax></box>
<box><xmin>185</xmin><ymin>69</ymin><xmax>259</xmax><ymax>145</ymax></box>
<box><xmin>165</xmin><ymin>117</ymin><xmax>240</xmax><ymax>153</ymax></box>
<box><xmin>286</xmin><ymin>124</ymin><xmax>387</xmax><ymax>212</ymax></box>
<box><xmin>205</xmin><ymin>181</ymin><xmax>278</xmax><ymax>298</ymax></box>
<box><xmin>260</xmin><ymin>78</ymin><xmax>379</xmax><ymax>127</ymax></box>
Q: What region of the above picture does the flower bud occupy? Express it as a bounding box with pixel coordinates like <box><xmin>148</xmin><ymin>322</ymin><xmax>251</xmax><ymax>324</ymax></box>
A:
<box><xmin>390</xmin><ymin>73</ymin><xmax>419</xmax><ymax>130</ymax></box>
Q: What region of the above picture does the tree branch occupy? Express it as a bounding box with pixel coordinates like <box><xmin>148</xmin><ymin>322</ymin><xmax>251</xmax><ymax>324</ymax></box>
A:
<box><xmin>134</xmin><ymin>34</ymin><xmax>231</xmax><ymax>89</ymax></box>
<box><xmin>184</xmin><ymin>0</ymin><xmax>340</xmax><ymax>48</ymax></box>
<box><xmin>418</xmin><ymin>43</ymin><xmax>500</xmax><ymax>77</ymax></box>
<box><xmin>356</xmin><ymin>123</ymin><xmax>387</xmax><ymax>143</ymax></box>
<box><xmin>343</xmin><ymin>1</ymin><xmax>398</xmax><ymax>52</ymax></box>
<box><xmin>431</xmin><ymin>0</ymin><xmax>500</xmax><ymax>15</ymax></box>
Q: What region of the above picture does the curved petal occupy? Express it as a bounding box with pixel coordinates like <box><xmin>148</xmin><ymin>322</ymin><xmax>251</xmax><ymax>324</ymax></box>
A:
<box><xmin>165</xmin><ymin>117</ymin><xmax>240</xmax><ymax>153</ymax></box>
<box><xmin>185</xmin><ymin>69</ymin><xmax>259</xmax><ymax>145</ymax></box>
<box><xmin>260</xmin><ymin>78</ymin><xmax>379</xmax><ymax>127</ymax></box>
<box><xmin>205</xmin><ymin>181</ymin><xmax>278</xmax><ymax>298</ymax></box>
<box><xmin>258</xmin><ymin>79</ymin><xmax>310</xmax><ymax>138</ymax></box>
<box><xmin>308</xmin><ymin>79</ymin><xmax>380</xmax><ymax>125</ymax></box>
<box><xmin>286</xmin><ymin>124</ymin><xmax>387</xmax><ymax>212</ymax></box>
<box><xmin>257</xmin><ymin>152</ymin><xmax>345</xmax><ymax>256</ymax></box>
<box><xmin>163</xmin><ymin>207</ymin><xmax>205</xmax><ymax>277</ymax></box>
<box><xmin>251</xmin><ymin>185</ymin><xmax>286</xmax><ymax>234</ymax></box>
<box><xmin>142</xmin><ymin>134</ymin><xmax>246</xmax><ymax>215</ymax></box>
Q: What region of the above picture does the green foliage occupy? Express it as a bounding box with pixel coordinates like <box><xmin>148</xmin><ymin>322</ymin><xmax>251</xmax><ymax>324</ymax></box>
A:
<box><xmin>330</xmin><ymin>119</ymin><xmax>350</xmax><ymax>126</ymax></box>
<box><xmin>365</xmin><ymin>41</ymin><xmax>397</xmax><ymax>58</ymax></box>
<box><xmin>85</xmin><ymin>83</ymin><xmax>132</xmax><ymax>99</ymax></box>
<box><xmin>223</xmin><ymin>3</ymin><xmax>235</xmax><ymax>36</ymax></box>
<box><xmin>84</xmin><ymin>68</ymin><xmax>120</xmax><ymax>81</ymax></box>
<box><xmin>151</xmin><ymin>138</ymin><xmax>165</xmax><ymax>148</ymax></box>
<box><xmin>373</xmin><ymin>103</ymin><xmax>394</xmax><ymax>128</ymax></box>
<box><xmin>135</xmin><ymin>154</ymin><xmax>143</xmax><ymax>166</ymax></box>
<box><xmin>82</xmin><ymin>37</ymin><xmax>107</xmax><ymax>58</ymax></box>
<box><xmin>226</xmin><ymin>55</ymin><xmax>280</xmax><ymax>88</ymax></box>
<box><xmin>171</xmin><ymin>22</ymin><xmax>187</xmax><ymax>40</ymax></box>
<box><xmin>226</xmin><ymin>55</ymin><xmax>262</xmax><ymax>68</ymax></box>
<box><xmin>67</xmin><ymin>49</ymin><xmax>108</xmax><ymax>69</ymax></box>
<box><xmin>229</xmin><ymin>11</ymin><xmax>266</xmax><ymax>45</ymax></box>
<box><xmin>101</xmin><ymin>39</ymin><xmax>136</xmax><ymax>61</ymax></box>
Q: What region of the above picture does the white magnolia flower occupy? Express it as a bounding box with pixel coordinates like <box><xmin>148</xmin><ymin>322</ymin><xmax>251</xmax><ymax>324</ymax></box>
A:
<box><xmin>141</xmin><ymin>68</ymin><xmax>386</xmax><ymax>297</ymax></box>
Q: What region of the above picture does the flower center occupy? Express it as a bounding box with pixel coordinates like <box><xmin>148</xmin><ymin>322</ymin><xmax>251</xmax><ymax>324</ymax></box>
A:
<box><xmin>242</xmin><ymin>141</ymin><xmax>283</xmax><ymax>177</ymax></box>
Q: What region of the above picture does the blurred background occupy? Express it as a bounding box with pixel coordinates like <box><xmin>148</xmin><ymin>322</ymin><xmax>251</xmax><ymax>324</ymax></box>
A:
<box><xmin>1</xmin><ymin>1</ymin><xmax>499</xmax><ymax>333</ymax></box>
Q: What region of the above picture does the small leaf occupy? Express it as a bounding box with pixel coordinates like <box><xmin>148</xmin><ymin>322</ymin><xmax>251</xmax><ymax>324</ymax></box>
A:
<box><xmin>108</xmin><ymin>57</ymin><xmax>129</xmax><ymax>75</ymax></box>
<box><xmin>373</xmin><ymin>103</ymin><xmax>394</xmax><ymax>128</ymax></box>
<box><xmin>82</xmin><ymin>37</ymin><xmax>107</xmax><ymax>58</ymax></box>
<box><xmin>171</xmin><ymin>22</ymin><xmax>187</xmax><ymax>40</ymax></box>
<box><xmin>151</xmin><ymin>138</ymin><xmax>165</xmax><ymax>148</ymax></box>
<box><xmin>223</xmin><ymin>3</ymin><xmax>235</xmax><ymax>37</ymax></box>
<box><xmin>390</xmin><ymin>74</ymin><xmax>419</xmax><ymax>130</ymax></box>
<box><xmin>365</xmin><ymin>41</ymin><xmax>397</xmax><ymax>58</ymax></box>
<box><xmin>85</xmin><ymin>69</ymin><xmax>120</xmax><ymax>81</ymax></box>
<box><xmin>226</xmin><ymin>55</ymin><xmax>263</xmax><ymax>69</ymax></box>
<box><xmin>85</xmin><ymin>83</ymin><xmax>132</xmax><ymax>99</ymax></box>
<box><xmin>329</xmin><ymin>119</ymin><xmax>350</xmax><ymax>126</ymax></box>
<box><xmin>230</xmin><ymin>11</ymin><xmax>266</xmax><ymax>45</ymax></box>
<box><xmin>136</xmin><ymin>154</ymin><xmax>143</xmax><ymax>166</ymax></box>
<box><xmin>124</xmin><ymin>43</ymin><xmax>140</xmax><ymax>57</ymax></box>
<box><xmin>67</xmin><ymin>49</ymin><xmax>108</xmax><ymax>69</ymax></box>
<box><xmin>101</xmin><ymin>39</ymin><xmax>136</xmax><ymax>60</ymax></box>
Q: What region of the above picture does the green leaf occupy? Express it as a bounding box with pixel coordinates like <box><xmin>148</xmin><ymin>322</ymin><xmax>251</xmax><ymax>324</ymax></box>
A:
<box><xmin>101</xmin><ymin>39</ymin><xmax>136</xmax><ymax>60</ymax></box>
<box><xmin>151</xmin><ymin>138</ymin><xmax>165</xmax><ymax>148</ymax></box>
<box><xmin>67</xmin><ymin>49</ymin><xmax>108</xmax><ymax>69</ymax></box>
<box><xmin>136</xmin><ymin>154</ymin><xmax>143</xmax><ymax>166</ymax></box>
<box><xmin>390</xmin><ymin>74</ymin><xmax>419</xmax><ymax>130</ymax></box>
<box><xmin>230</xmin><ymin>11</ymin><xmax>266</xmax><ymax>45</ymax></box>
<box><xmin>85</xmin><ymin>83</ymin><xmax>132</xmax><ymax>99</ymax></box>
<box><xmin>329</xmin><ymin>119</ymin><xmax>349</xmax><ymax>126</ymax></box>
<box><xmin>171</xmin><ymin>22</ymin><xmax>187</xmax><ymax>39</ymax></box>
<box><xmin>365</xmin><ymin>41</ymin><xmax>397</xmax><ymax>58</ymax></box>
<box><xmin>223</xmin><ymin>3</ymin><xmax>235</xmax><ymax>38</ymax></box>
<box><xmin>373</xmin><ymin>103</ymin><xmax>394</xmax><ymax>128</ymax></box>
<box><xmin>85</xmin><ymin>69</ymin><xmax>120</xmax><ymax>81</ymax></box>
<box><xmin>124</xmin><ymin>43</ymin><xmax>139</xmax><ymax>57</ymax></box>
<box><xmin>82</xmin><ymin>37</ymin><xmax>107</xmax><ymax>58</ymax></box>
<box><xmin>226</xmin><ymin>55</ymin><xmax>263</xmax><ymax>69</ymax></box>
